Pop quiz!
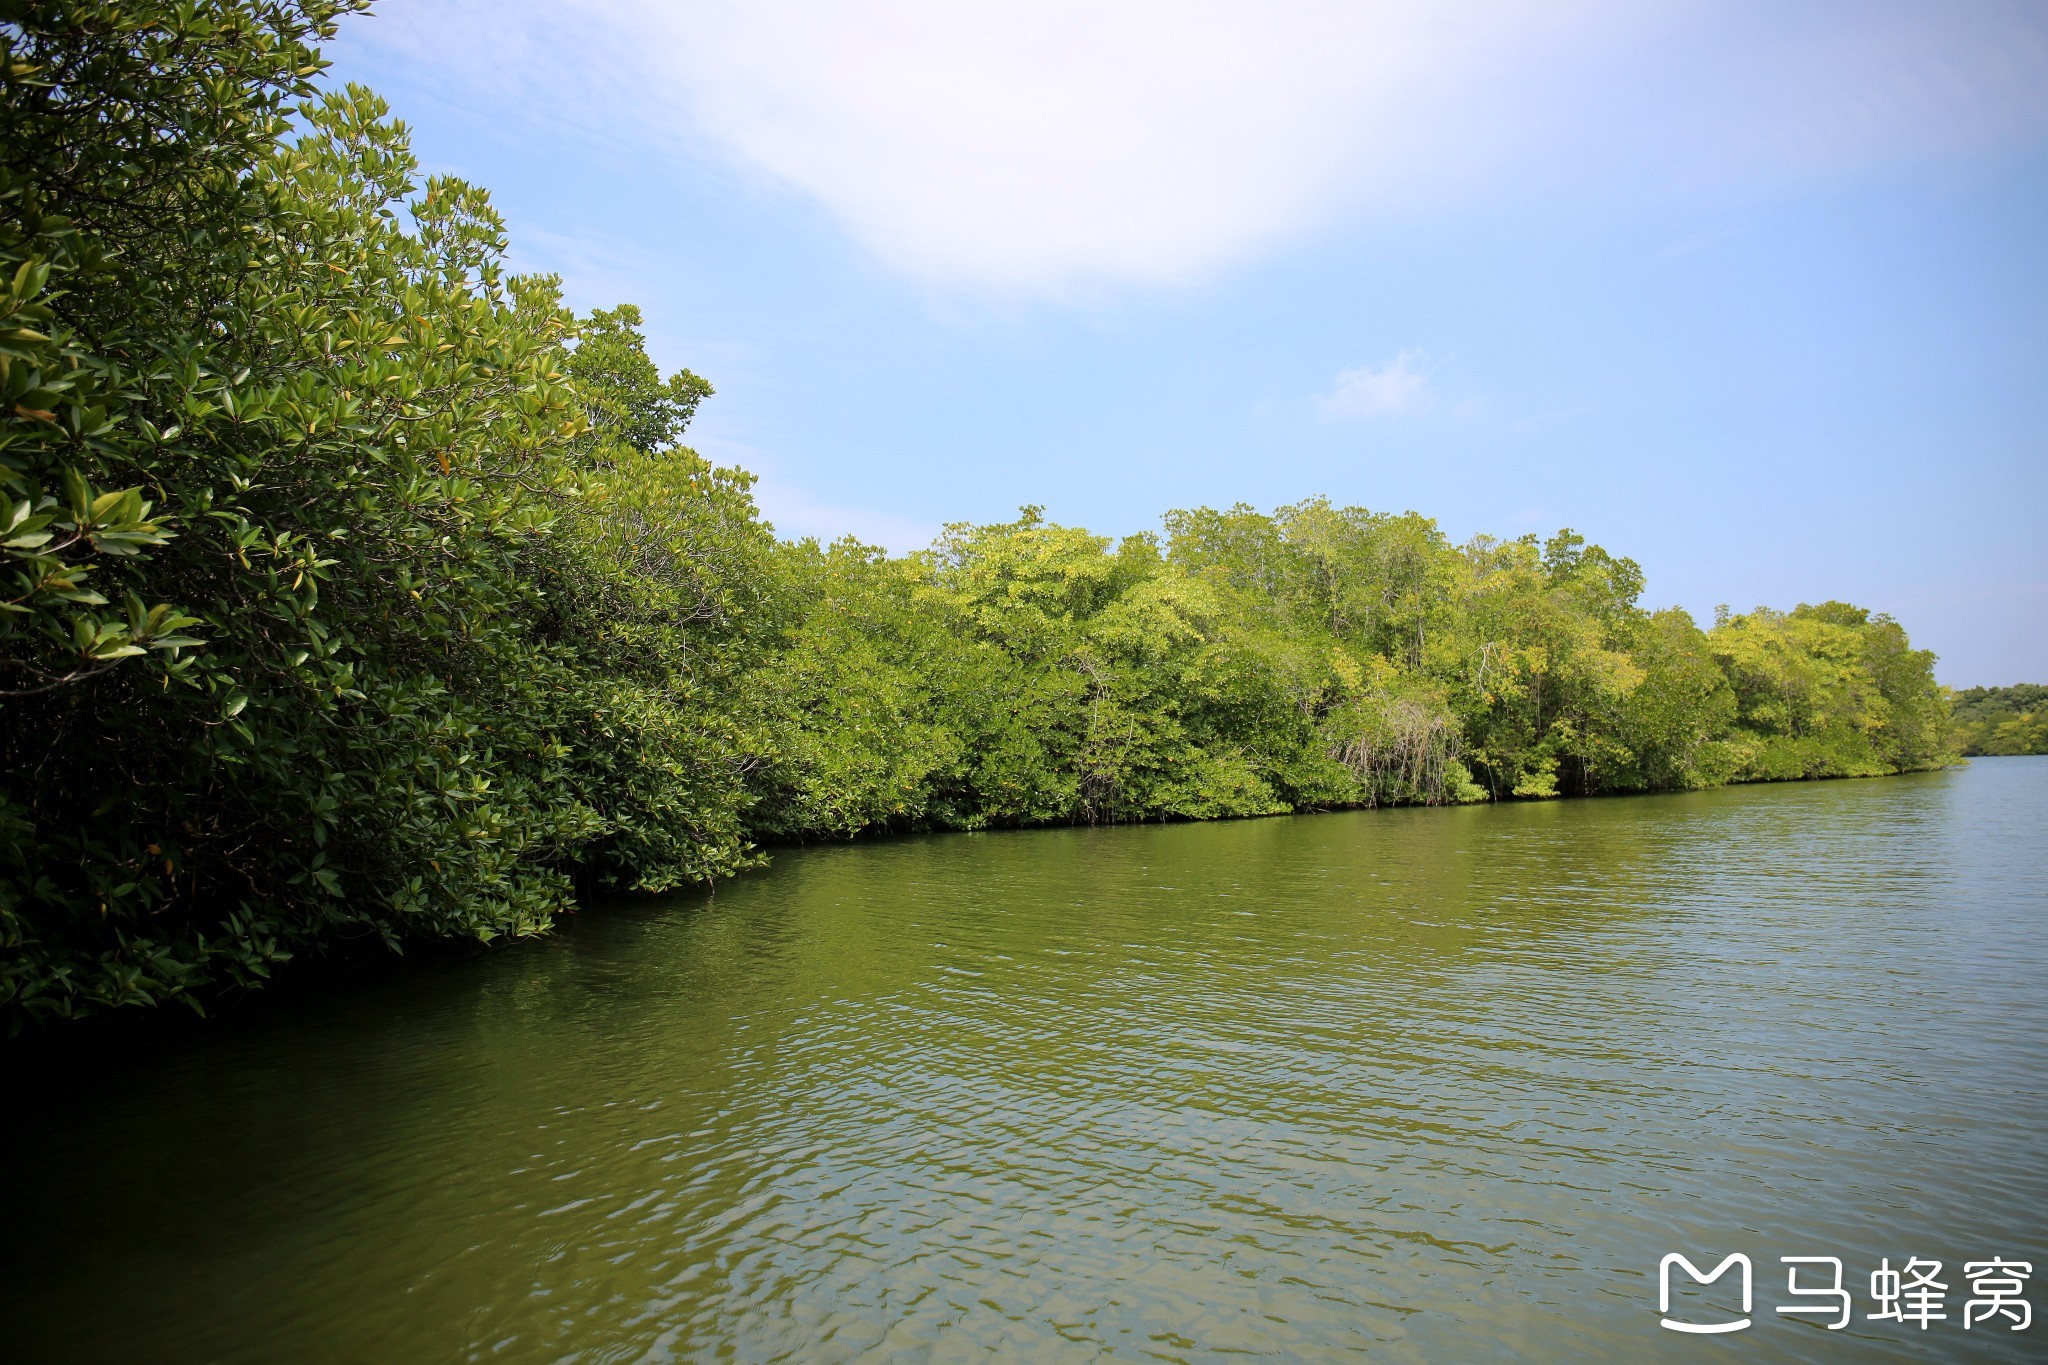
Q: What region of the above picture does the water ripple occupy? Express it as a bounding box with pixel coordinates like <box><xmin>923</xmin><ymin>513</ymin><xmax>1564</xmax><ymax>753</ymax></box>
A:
<box><xmin>4</xmin><ymin>762</ymin><xmax>2045</xmax><ymax>1363</ymax></box>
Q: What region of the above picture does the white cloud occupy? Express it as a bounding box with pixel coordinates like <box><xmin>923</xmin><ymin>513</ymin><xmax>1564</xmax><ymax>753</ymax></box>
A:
<box><xmin>635</xmin><ymin>0</ymin><xmax>1633</xmax><ymax>295</ymax></box>
<box><xmin>334</xmin><ymin>0</ymin><xmax>2048</xmax><ymax>296</ymax></box>
<box><xmin>335</xmin><ymin>0</ymin><xmax>1639</xmax><ymax>293</ymax></box>
<box><xmin>1323</xmin><ymin>350</ymin><xmax>1432</xmax><ymax>418</ymax></box>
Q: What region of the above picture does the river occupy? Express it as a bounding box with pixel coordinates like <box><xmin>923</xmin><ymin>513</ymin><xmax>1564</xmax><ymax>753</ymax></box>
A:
<box><xmin>4</xmin><ymin>758</ymin><xmax>2044</xmax><ymax>1362</ymax></box>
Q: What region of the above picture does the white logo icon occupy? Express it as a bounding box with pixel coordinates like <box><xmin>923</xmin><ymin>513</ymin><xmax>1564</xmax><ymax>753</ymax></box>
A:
<box><xmin>1660</xmin><ymin>1253</ymin><xmax>1753</xmax><ymax>1334</ymax></box>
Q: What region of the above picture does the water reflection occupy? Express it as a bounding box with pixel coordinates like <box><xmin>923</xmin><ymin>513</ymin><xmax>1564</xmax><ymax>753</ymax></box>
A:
<box><xmin>4</xmin><ymin>761</ymin><xmax>2044</xmax><ymax>1362</ymax></box>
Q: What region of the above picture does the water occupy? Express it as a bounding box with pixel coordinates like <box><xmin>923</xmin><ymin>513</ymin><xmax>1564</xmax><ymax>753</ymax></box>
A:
<box><xmin>5</xmin><ymin>760</ymin><xmax>2045</xmax><ymax>1362</ymax></box>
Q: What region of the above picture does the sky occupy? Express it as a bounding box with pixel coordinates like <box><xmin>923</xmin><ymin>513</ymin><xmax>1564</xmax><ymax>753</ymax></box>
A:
<box><xmin>324</xmin><ymin>0</ymin><xmax>2048</xmax><ymax>686</ymax></box>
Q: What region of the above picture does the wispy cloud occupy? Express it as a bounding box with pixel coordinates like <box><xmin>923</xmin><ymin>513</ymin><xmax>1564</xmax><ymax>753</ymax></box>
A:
<box><xmin>1322</xmin><ymin>350</ymin><xmax>1432</xmax><ymax>418</ymax></box>
<box><xmin>691</xmin><ymin>435</ymin><xmax>940</xmax><ymax>552</ymax></box>
<box><xmin>332</xmin><ymin>0</ymin><xmax>1634</xmax><ymax>295</ymax></box>
<box><xmin>751</xmin><ymin>478</ymin><xmax>941</xmax><ymax>553</ymax></box>
<box><xmin>333</xmin><ymin>1</ymin><xmax>2048</xmax><ymax>297</ymax></box>
<box><xmin>636</xmin><ymin>0</ymin><xmax>1629</xmax><ymax>296</ymax></box>
<box><xmin>503</xmin><ymin>226</ymin><xmax>658</xmax><ymax>312</ymax></box>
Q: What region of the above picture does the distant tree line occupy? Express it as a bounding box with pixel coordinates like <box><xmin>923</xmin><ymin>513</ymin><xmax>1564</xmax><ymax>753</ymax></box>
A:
<box><xmin>1949</xmin><ymin>685</ymin><xmax>2048</xmax><ymax>756</ymax></box>
<box><xmin>0</xmin><ymin>3</ymin><xmax>1958</xmax><ymax>1029</ymax></box>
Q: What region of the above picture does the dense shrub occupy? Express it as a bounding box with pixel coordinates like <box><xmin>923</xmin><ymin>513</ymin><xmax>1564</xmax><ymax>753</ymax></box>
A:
<box><xmin>1950</xmin><ymin>684</ymin><xmax>2048</xmax><ymax>756</ymax></box>
<box><xmin>0</xmin><ymin>5</ymin><xmax>768</xmax><ymax>1026</ymax></box>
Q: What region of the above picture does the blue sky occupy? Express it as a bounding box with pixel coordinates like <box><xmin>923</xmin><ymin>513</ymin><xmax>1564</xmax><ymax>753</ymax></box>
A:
<box><xmin>326</xmin><ymin>1</ymin><xmax>2047</xmax><ymax>686</ymax></box>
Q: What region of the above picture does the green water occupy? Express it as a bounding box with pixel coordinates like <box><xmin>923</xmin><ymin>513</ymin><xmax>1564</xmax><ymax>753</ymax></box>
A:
<box><xmin>5</xmin><ymin>760</ymin><xmax>2045</xmax><ymax>1362</ymax></box>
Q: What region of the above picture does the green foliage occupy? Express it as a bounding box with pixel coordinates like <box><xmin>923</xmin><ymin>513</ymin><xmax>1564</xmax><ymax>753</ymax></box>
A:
<box><xmin>0</xmin><ymin>7</ymin><xmax>769</xmax><ymax>1029</ymax></box>
<box><xmin>743</xmin><ymin>537</ymin><xmax>968</xmax><ymax>835</ymax></box>
<box><xmin>1950</xmin><ymin>683</ymin><xmax>2048</xmax><ymax>756</ymax></box>
<box><xmin>0</xmin><ymin>3</ymin><xmax>1965</xmax><ymax>1031</ymax></box>
<box><xmin>748</xmin><ymin>500</ymin><xmax>1953</xmax><ymax>839</ymax></box>
<box><xmin>536</xmin><ymin>304</ymin><xmax>779</xmax><ymax>891</ymax></box>
<box><xmin>1707</xmin><ymin>602</ymin><xmax>1953</xmax><ymax>780</ymax></box>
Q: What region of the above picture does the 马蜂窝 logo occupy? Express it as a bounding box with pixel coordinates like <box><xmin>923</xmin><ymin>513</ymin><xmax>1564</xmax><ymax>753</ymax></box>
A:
<box><xmin>1657</xmin><ymin>1252</ymin><xmax>2031</xmax><ymax>1335</ymax></box>
<box><xmin>1659</xmin><ymin>1253</ymin><xmax>1752</xmax><ymax>1334</ymax></box>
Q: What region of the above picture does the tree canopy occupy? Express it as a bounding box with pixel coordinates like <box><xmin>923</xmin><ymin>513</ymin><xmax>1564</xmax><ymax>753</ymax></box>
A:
<box><xmin>1950</xmin><ymin>684</ymin><xmax>2048</xmax><ymax>756</ymax></box>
